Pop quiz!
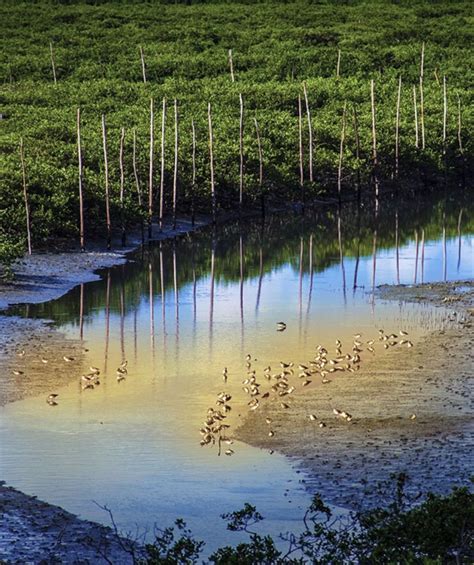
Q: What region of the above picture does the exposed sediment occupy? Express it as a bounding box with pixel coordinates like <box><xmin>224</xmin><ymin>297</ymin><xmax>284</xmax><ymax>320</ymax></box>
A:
<box><xmin>236</xmin><ymin>281</ymin><xmax>474</xmax><ymax>508</ymax></box>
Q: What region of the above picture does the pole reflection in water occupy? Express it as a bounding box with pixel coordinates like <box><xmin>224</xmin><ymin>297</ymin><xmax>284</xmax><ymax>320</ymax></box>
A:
<box><xmin>239</xmin><ymin>234</ymin><xmax>244</xmax><ymax>323</ymax></box>
<box><xmin>414</xmin><ymin>229</ymin><xmax>419</xmax><ymax>284</ymax></box>
<box><xmin>421</xmin><ymin>228</ymin><xmax>425</xmax><ymax>283</ymax></box>
<box><xmin>2</xmin><ymin>189</ymin><xmax>473</xmax><ymax>547</ymax></box>
<box><xmin>307</xmin><ymin>234</ymin><xmax>314</xmax><ymax>313</ymax></box>
<box><xmin>79</xmin><ymin>283</ymin><xmax>84</xmax><ymax>340</ymax></box>
<box><xmin>120</xmin><ymin>277</ymin><xmax>125</xmax><ymax>362</ymax></box>
<box><xmin>371</xmin><ymin>227</ymin><xmax>377</xmax><ymax>304</ymax></box>
<box><xmin>209</xmin><ymin>238</ymin><xmax>215</xmax><ymax>334</ymax></box>
<box><xmin>457</xmin><ymin>208</ymin><xmax>463</xmax><ymax>272</ymax></box>
<box><xmin>159</xmin><ymin>243</ymin><xmax>166</xmax><ymax>342</ymax></box>
<box><xmin>353</xmin><ymin>209</ymin><xmax>361</xmax><ymax>291</ymax></box>
<box><xmin>256</xmin><ymin>245</ymin><xmax>264</xmax><ymax>312</ymax></box>
<box><xmin>173</xmin><ymin>243</ymin><xmax>179</xmax><ymax>330</ymax></box>
<box><xmin>104</xmin><ymin>270</ymin><xmax>111</xmax><ymax>372</ymax></box>
<box><xmin>149</xmin><ymin>261</ymin><xmax>155</xmax><ymax>351</ymax></box>
<box><xmin>443</xmin><ymin>214</ymin><xmax>447</xmax><ymax>281</ymax></box>
<box><xmin>395</xmin><ymin>209</ymin><xmax>400</xmax><ymax>285</ymax></box>
<box><xmin>337</xmin><ymin>210</ymin><xmax>346</xmax><ymax>300</ymax></box>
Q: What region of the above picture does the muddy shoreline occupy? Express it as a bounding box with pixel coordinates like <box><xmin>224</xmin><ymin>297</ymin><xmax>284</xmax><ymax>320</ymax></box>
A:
<box><xmin>236</xmin><ymin>280</ymin><xmax>474</xmax><ymax>509</ymax></box>
<box><xmin>1</xmin><ymin>214</ymin><xmax>472</xmax><ymax>561</ymax></box>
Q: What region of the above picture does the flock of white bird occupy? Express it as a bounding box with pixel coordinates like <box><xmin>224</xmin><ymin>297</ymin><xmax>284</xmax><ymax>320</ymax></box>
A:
<box><xmin>200</xmin><ymin>322</ymin><xmax>414</xmax><ymax>455</ymax></box>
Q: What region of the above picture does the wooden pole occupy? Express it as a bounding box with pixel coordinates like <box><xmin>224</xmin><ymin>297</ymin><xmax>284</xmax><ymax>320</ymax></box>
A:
<box><xmin>101</xmin><ymin>114</ymin><xmax>111</xmax><ymax>250</ymax></box>
<box><xmin>139</xmin><ymin>46</ymin><xmax>147</xmax><ymax>84</ymax></box>
<box><xmin>132</xmin><ymin>128</ymin><xmax>144</xmax><ymax>244</ymax></box>
<box><xmin>254</xmin><ymin>117</ymin><xmax>264</xmax><ymax>217</ymax></box>
<box><xmin>442</xmin><ymin>75</ymin><xmax>447</xmax><ymax>156</ymax></box>
<box><xmin>239</xmin><ymin>92</ymin><xmax>244</xmax><ymax>212</ymax></box>
<box><xmin>49</xmin><ymin>42</ymin><xmax>57</xmax><ymax>85</ymax></box>
<box><xmin>302</xmin><ymin>81</ymin><xmax>313</xmax><ymax>183</ymax></box>
<box><xmin>159</xmin><ymin>97</ymin><xmax>166</xmax><ymax>230</ymax></box>
<box><xmin>337</xmin><ymin>101</ymin><xmax>347</xmax><ymax>201</ymax></box>
<box><xmin>119</xmin><ymin>127</ymin><xmax>126</xmax><ymax>246</ymax></box>
<box><xmin>419</xmin><ymin>76</ymin><xmax>425</xmax><ymax>150</ymax></box>
<box><xmin>228</xmin><ymin>49</ymin><xmax>235</xmax><ymax>82</ymax></box>
<box><xmin>456</xmin><ymin>94</ymin><xmax>463</xmax><ymax>155</ymax></box>
<box><xmin>77</xmin><ymin>108</ymin><xmax>85</xmax><ymax>252</ymax></box>
<box><xmin>336</xmin><ymin>48</ymin><xmax>341</xmax><ymax>78</ymax></box>
<box><xmin>19</xmin><ymin>137</ymin><xmax>32</xmax><ymax>255</ymax></box>
<box><xmin>191</xmin><ymin>119</ymin><xmax>196</xmax><ymax>226</ymax></box>
<box><xmin>298</xmin><ymin>94</ymin><xmax>304</xmax><ymax>190</ymax></box>
<box><xmin>419</xmin><ymin>42</ymin><xmax>425</xmax><ymax>150</ymax></box>
<box><xmin>394</xmin><ymin>75</ymin><xmax>402</xmax><ymax>178</ymax></box>
<box><xmin>148</xmin><ymin>98</ymin><xmax>154</xmax><ymax>239</ymax></box>
<box><xmin>352</xmin><ymin>105</ymin><xmax>361</xmax><ymax>199</ymax></box>
<box><xmin>370</xmin><ymin>79</ymin><xmax>379</xmax><ymax>205</ymax></box>
<box><xmin>413</xmin><ymin>85</ymin><xmax>419</xmax><ymax>149</ymax></box>
<box><xmin>172</xmin><ymin>98</ymin><xmax>178</xmax><ymax>230</ymax></box>
<box><xmin>208</xmin><ymin>102</ymin><xmax>216</xmax><ymax>223</ymax></box>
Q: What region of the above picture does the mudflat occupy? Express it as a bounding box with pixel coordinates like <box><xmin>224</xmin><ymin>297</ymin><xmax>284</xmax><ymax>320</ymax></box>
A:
<box><xmin>236</xmin><ymin>281</ymin><xmax>474</xmax><ymax>508</ymax></box>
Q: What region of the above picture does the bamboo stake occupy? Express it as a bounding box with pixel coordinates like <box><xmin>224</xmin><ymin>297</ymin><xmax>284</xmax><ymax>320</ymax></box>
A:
<box><xmin>148</xmin><ymin>98</ymin><xmax>154</xmax><ymax>239</ymax></box>
<box><xmin>298</xmin><ymin>94</ymin><xmax>304</xmax><ymax>189</ymax></box>
<box><xmin>254</xmin><ymin>117</ymin><xmax>263</xmax><ymax>187</ymax></box>
<box><xmin>337</xmin><ymin>101</ymin><xmax>347</xmax><ymax>200</ymax></box>
<box><xmin>228</xmin><ymin>49</ymin><xmax>235</xmax><ymax>82</ymax></box>
<box><xmin>119</xmin><ymin>127</ymin><xmax>126</xmax><ymax>246</ymax></box>
<box><xmin>457</xmin><ymin>94</ymin><xmax>463</xmax><ymax>155</ymax></box>
<box><xmin>370</xmin><ymin>79</ymin><xmax>379</xmax><ymax>204</ymax></box>
<box><xmin>49</xmin><ymin>42</ymin><xmax>57</xmax><ymax>85</ymax></box>
<box><xmin>77</xmin><ymin>108</ymin><xmax>85</xmax><ymax>252</ymax></box>
<box><xmin>101</xmin><ymin>114</ymin><xmax>111</xmax><ymax>250</ymax></box>
<box><xmin>132</xmin><ymin>128</ymin><xmax>144</xmax><ymax>244</ymax></box>
<box><xmin>139</xmin><ymin>46</ymin><xmax>147</xmax><ymax>84</ymax></box>
<box><xmin>302</xmin><ymin>81</ymin><xmax>313</xmax><ymax>183</ymax></box>
<box><xmin>352</xmin><ymin>105</ymin><xmax>361</xmax><ymax>198</ymax></box>
<box><xmin>173</xmin><ymin>99</ymin><xmax>178</xmax><ymax>229</ymax></box>
<box><xmin>336</xmin><ymin>48</ymin><xmax>341</xmax><ymax>78</ymax></box>
<box><xmin>442</xmin><ymin>75</ymin><xmax>447</xmax><ymax>155</ymax></box>
<box><xmin>394</xmin><ymin>76</ymin><xmax>402</xmax><ymax>178</ymax></box>
<box><xmin>419</xmin><ymin>76</ymin><xmax>425</xmax><ymax>150</ymax></box>
<box><xmin>419</xmin><ymin>43</ymin><xmax>425</xmax><ymax>151</ymax></box>
<box><xmin>159</xmin><ymin>97</ymin><xmax>166</xmax><ymax>230</ymax></box>
<box><xmin>239</xmin><ymin>93</ymin><xmax>244</xmax><ymax>212</ymax></box>
<box><xmin>19</xmin><ymin>137</ymin><xmax>32</xmax><ymax>255</ymax></box>
<box><xmin>191</xmin><ymin>119</ymin><xmax>196</xmax><ymax>226</ymax></box>
<box><xmin>413</xmin><ymin>85</ymin><xmax>419</xmax><ymax>149</ymax></box>
<box><xmin>208</xmin><ymin>102</ymin><xmax>216</xmax><ymax>223</ymax></box>
<box><xmin>254</xmin><ymin>117</ymin><xmax>264</xmax><ymax>217</ymax></box>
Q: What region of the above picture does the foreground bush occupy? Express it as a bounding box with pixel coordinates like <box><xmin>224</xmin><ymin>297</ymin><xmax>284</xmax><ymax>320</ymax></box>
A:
<box><xmin>135</xmin><ymin>475</ymin><xmax>474</xmax><ymax>564</ymax></box>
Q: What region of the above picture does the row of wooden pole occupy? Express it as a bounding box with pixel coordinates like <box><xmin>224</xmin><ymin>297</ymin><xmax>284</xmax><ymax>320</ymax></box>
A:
<box><xmin>20</xmin><ymin>77</ymin><xmax>464</xmax><ymax>255</ymax></box>
<box><xmin>47</xmin><ymin>41</ymin><xmax>452</xmax><ymax>88</ymax></box>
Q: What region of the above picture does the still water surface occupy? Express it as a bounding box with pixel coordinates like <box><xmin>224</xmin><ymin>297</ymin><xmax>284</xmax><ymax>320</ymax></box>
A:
<box><xmin>1</xmin><ymin>191</ymin><xmax>473</xmax><ymax>549</ymax></box>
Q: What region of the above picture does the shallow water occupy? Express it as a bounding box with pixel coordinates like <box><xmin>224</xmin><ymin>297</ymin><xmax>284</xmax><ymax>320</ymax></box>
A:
<box><xmin>1</xmin><ymin>190</ymin><xmax>473</xmax><ymax>549</ymax></box>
